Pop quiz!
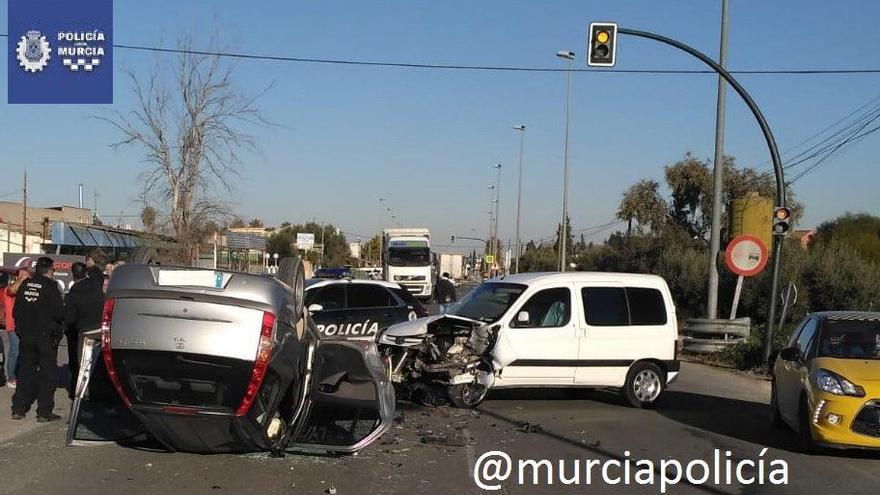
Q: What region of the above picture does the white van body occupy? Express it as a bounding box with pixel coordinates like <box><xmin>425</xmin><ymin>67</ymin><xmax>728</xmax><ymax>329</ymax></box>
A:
<box><xmin>487</xmin><ymin>272</ymin><xmax>679</xmax><ymax>390</ymax></box>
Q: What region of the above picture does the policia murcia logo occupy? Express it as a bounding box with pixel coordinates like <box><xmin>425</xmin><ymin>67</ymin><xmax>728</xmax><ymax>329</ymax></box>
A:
<box><xmin>16</xmin><ymin>30</ymin><xmax>51</xmax><ymax>73</ymax></box>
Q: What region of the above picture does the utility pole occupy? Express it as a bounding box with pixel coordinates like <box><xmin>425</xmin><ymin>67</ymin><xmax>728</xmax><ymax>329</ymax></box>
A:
<box><xmin>707</xmin><ymin>0</ymin><xmax>730</xmax><ymax>319</ymax></box>
<box><xmin>513</xmin><ymin>125</ymin><xmax>526</xmax><ymax>273</ymax></box>
<box><xmin>22</xmin><ymin>170</ymin><xmax>27</xmax><ymax>252</ymax></box>
<box><xmin>556</xmin><ymin>50</ymin><xmax>575</xmax><ymax>272</ymax></box>
<box><xmin>378</xmin><ymin>197</ymin><xmax>386</xmax><ymax>269</ymax></box>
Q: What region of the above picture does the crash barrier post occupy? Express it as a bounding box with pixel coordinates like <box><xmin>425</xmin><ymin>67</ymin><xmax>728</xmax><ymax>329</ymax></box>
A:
<box><xmin>681</xmin><ymin>317</ymin><xmax>751</xmax><ymax>354</ymax></box>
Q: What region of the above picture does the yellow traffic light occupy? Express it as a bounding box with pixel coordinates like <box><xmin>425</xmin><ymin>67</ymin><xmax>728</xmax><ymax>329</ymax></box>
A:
<box><xmin>596</xmin><ymin>31</ymin><xmax>610</xmax><ymax>43</ymax></box>
<box><xmin>588</xmin><ymin>22</ymin><xmax>618</xmax><ymax>67</ymax></box>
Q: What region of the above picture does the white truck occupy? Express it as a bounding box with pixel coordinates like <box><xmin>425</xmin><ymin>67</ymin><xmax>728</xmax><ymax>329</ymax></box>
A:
<box><xmin>383</xmin><ymin>228</ymin><xmax>433</xmax><ymax>300</ymax></box>
<box><xmin>438</xmin><ymin>253</ymin><xmax>464</xmax><ymax>282</ymax></box>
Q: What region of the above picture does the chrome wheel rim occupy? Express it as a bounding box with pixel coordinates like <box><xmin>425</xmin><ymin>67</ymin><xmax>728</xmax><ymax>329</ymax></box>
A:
<box><xmin>633</xmin><ymin>369</ymin><xmax>662</xmax><ymax>403</ymax></box>
<box><xmin>462</xmin><ymin>384</ymin><xmax>488</xmax><ymax>406</ymax></box>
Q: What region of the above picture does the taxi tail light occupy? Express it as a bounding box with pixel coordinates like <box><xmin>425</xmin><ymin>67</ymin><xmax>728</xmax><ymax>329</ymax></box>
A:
<box><xmin>101</xmin><ymin>298</ymin><xmax>132</xmax><ymax>409</ymax></box>
<box><xmin>236</xmin><ymin>311</ymin><xmax>276</xmax><ymax>417</ymax></box>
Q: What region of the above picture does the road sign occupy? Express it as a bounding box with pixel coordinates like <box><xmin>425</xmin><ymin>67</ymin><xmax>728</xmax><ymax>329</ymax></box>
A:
<box><xmin>296</xmin><ymin>233</ymin><xmax>315</xmax><ymax>249</ymax></box>
<box><xmin>484</xmin><ymin>255</ymin><xmax>495</xmax><ymax>264</ymax></box>
<box><xmin>725</xmin><ymin>235</ymin><xmax>768</xmax><ymax>277</ymax></box>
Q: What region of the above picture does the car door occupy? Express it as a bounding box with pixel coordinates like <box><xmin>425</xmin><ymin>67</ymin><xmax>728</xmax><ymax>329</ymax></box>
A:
<box><xmin>341</xmin><ymin>284</ymin><xmax>407</xmax><ymax>339</ymax></box>
<box><xmin>305</xmin><ymin>284</ymin><xmax>348</xmax><ymax>338</ymax></box>
<box><xmin>67</xmin><ymin>330</ymin><xmax>147</xmax><ymax>445</ymax></box>
<box><xmin>575</xmin><ymin>284</ymin><xmax>671</xmax><ymax>386</ymax></box>
<box><xmin>777</xmin><ymin>317</ymin><xmax>818</xmax><ymax>425</ymax></box>
<box><xmin>287</xmin><ymin>339</ymin><xmax>395</xmax><ymax>454</ymax></box>
<box><xmin>494</xmin><ymin>283</ymin><xmax>579</xmax><ymax>384</ymax></box>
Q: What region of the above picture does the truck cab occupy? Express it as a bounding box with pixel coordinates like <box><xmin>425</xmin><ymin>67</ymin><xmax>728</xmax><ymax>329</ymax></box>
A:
<box><xmin>383</xmin><ymin>228</ymin><xmax>433</xmax><ymax>301</ymax></box>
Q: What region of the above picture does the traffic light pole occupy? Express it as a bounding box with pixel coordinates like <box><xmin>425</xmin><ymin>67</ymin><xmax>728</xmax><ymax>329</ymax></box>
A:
<box><xmin>617</xmin><ymin>27</ymin><xmax>786</xmax><ymax>364</ymax></box>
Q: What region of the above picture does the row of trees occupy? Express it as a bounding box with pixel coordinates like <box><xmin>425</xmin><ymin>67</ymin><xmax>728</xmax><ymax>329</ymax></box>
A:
<box><xmin>518</xmin><ymin>155</ymin><xmax>880</xmax><ymax>345</ymax></box>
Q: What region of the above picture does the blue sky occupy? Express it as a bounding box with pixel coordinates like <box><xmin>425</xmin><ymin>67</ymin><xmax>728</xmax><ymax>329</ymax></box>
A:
<box><xmin>2</xmin><ymin>0</ymin><xmax>879</xmax><ymax>251</ymax></box>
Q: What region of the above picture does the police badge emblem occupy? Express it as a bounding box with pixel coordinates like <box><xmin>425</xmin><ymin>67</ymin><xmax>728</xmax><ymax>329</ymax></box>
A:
<box><xmin>16</xmin><ymin>30</ymin><xmax>51</xmax><ymax>73</ymax></box>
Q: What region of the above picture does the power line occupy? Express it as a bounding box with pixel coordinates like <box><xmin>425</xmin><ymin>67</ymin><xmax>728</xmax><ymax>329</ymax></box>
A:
<box><xmin>2</xmin><ymin>33</ymin><xmax>880</xmax><ymax>75</ymax></box>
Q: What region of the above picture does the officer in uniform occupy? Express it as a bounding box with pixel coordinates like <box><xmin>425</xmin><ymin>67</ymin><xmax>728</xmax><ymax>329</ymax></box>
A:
<box><xmin>11</xmin><ymin>257</ymin><xmax>64</xmax><ymax>422</ymax></box>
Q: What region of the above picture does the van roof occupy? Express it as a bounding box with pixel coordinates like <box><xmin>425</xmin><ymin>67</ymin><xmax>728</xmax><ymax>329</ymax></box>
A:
<box><xmin>305</xmin><ymin>278</ymin><xmax>402</xmax><ymax>290</ymax></box>
<box><xmin>490</xmin><ymin>271</ymin><xmax>668</xmax><ymax>286</ymax></box>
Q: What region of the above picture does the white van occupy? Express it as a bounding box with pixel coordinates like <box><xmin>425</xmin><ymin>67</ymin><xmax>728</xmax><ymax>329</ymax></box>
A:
<box><xmin>380</xmin><ymin>272</ymin><xmax>680</xmax><ymax>408</ymax></box>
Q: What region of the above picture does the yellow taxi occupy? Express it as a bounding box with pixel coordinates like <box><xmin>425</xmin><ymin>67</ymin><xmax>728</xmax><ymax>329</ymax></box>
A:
<box><xmin>771</xmin><ymin>312</ymin><xmax>880</xmax><ymax>451</ymax></box>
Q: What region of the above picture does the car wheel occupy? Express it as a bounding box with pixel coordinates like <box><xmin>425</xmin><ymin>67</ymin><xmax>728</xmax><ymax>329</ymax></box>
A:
<box><xmin>770</xmin><ymin>379</ymin><xmax>785</xmax><ymax>429</ymax></box>
<box><xmin>798</xmin><ymin>395</ymin><xmax>819</xmax><ymax>454</ymax></box>
<box><xmin>622</xmin><ymin>362</ymin><xmax>665</xmax><ymax>408</ymax></box>
<box><xmin>277</xmin><ymin>258</ymin><xmax>305</xmax><ymax>320</ymax></box>
<box><xmin>447</xmin><ymin>383</ymin><xmax>488</xmax><ymax>409</ymax></box>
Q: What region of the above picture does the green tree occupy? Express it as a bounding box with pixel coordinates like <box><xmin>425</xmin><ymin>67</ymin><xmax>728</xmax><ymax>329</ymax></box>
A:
<box><xmin>815</xmin><ymin>212</ymin><xmax>880</xmax><ymax>263</ymax></box>
<box><xmin>617</xmin><ymin>179</ymin><xmax>667</xmax><ymax>235</ymax></box>
<box><xmin>267</xmin><ymin>221</ymin><xmax>350</xmax><ymax>267</ymax></box>
<box><xmin>248</xmin><ymin>218</ymin><xmax>264</xmax><ymax>228</ymax></box>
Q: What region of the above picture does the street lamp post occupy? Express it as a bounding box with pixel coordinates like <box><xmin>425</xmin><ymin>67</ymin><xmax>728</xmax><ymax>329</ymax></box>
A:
<box><xmin>513</xmin><ymin>125</ymin><xmax>526</xmax><ymax>273</ymax></box>
<box><xmin>378</xmin><ymin>197</ymin><xmax>386</xmax><ymax>268</ymax></box>
<box><xmin>491</xmin><ymin>163</ymin><xmax>502</xmax><ymax>272</ymax></box>
<box><xmin>557</xmin><ymin>50</ymin><xmax>575</xmax><ymax>272</ymax></box>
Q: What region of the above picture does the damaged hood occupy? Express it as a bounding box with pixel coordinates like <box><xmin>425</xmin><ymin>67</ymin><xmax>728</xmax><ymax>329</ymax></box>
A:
<box><xmin>380</xmin><ymin>314</ymin><xmax>484</xmax><ymax>340</ymax></box>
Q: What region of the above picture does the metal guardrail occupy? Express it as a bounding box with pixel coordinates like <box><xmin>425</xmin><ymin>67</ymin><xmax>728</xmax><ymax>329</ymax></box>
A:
<box><xmin>681</xmin><ymin>317</ymin><xmax>751</xmax><ymax>354</ymax></box>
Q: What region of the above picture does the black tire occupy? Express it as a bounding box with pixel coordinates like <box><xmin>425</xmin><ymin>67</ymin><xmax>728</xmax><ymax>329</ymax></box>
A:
<box><xmin>798</xmin><ymin>395</ymin><xmax>819</xmax><ymax>454</ymax></box>
<box><xmin>770</xmin><ymin>380</ymin><xmax>785</xmax><ymax>429</ymax></box>
<box><xmin>276</xmin><ymin>257</ymin><xmax>305</xmax><ymax>321</ymax></box>
<box><xmin>621</xmin><ymin>362</ymin><xmax>665</xmax><ymax>408</ymax></box>
<box><xmin>447</xmin><ymin>383</ymin><xmax>488</xmax><ymax>409</ymax></box>
<box><xmin>129</xmin><ymin>246</ymin><xmax>160</xmax><ymax>265</ymax></box>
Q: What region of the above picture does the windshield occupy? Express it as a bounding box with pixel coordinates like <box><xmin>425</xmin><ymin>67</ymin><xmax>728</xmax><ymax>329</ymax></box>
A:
<box><xmin>817</xmin><ymin>320</ymin><xmax>880</xmax><ymax>360</ymax></box>
<box><xmin>447</xmin><ymin>282</ymin><xmax>526</xmax><ymax>323</ymax></box>
<box><xmin>388</xmin><ymin>247</ymin><xmax>431</xmax><ymax>267</ymax></box>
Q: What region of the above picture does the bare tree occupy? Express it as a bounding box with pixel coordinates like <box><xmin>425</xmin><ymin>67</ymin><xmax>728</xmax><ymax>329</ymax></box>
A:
<box><xmin>101</xmin><ymin>36</ymin><xmax>267</xmax><ymax>259</ymax></box>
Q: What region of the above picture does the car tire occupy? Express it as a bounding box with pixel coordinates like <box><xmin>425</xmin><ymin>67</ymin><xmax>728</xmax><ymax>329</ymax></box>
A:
<box><xmin>798</xmin><ymin>395</ymin><xmax>819</xmax><ymax>454</ymax></box>
<box><xmin>621</xmin><ymin>362</ymin><xmax>665</xmax><ymax>409</ymax></box>
<box><xmin>770</xmin><ymin>380</ymin><xmax>785</xmax><ymax>429</ymax></box>
<box><xmin>447</xmin><ymin>383</ymin><xmax>488</xmax><ymax>409</ymax></box>
<box><xmin>277</xmin><ymin>257</ymin><xmax>305</xmax><ymax>321</ymax></box>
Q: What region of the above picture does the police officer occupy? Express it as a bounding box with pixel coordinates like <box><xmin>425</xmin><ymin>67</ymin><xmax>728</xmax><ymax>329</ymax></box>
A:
<box><xmin>434</xmin><ymin>272</ymin><xmax>457</xmax><ymax>305</ymax></box>
<box><xmin>64</xmin><ymin>262</ymin><xmax>104</xmax><ymax>399</ymax></box>
<box><xmin>11</xmin><ymin>257</ymin><xmax>64</xmax><ymax>422</ymax></box>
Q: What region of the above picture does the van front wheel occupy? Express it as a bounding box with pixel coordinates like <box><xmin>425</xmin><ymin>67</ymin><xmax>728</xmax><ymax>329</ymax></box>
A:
<box><xmin>622</xmin><ymin>362</ymin><xmax>665</xmax><ymax>408</ymax></box>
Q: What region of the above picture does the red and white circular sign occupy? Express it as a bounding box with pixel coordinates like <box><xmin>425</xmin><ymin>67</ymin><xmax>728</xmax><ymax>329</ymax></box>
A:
<box><xmin>725</xmin><ymin>235</ymin><xmax>768</xmax><ymax>277</ymax></box>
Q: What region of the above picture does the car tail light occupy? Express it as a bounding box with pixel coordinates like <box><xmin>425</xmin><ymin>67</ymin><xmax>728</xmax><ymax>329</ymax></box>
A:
<box><xmin>236</xmin><ymin>311</ymin><xmax>276</xmax><ymax>417</ymax></box>
<box><xmin>101</xmin><ymin>298</ymin><xmax>132</xmax><ymax>408</ymax></box>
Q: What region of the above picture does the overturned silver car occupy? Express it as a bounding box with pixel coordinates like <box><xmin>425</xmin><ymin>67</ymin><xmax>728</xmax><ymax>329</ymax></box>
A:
<box><xmin>68</xmin><ymin>261</ymin><xmax>395</xmax><ymax>454</ymax></box>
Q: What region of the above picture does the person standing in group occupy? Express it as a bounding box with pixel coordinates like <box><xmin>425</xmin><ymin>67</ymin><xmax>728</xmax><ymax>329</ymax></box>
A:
<box><xmin>11</xmin><ymin>257</ymin><xmax>64</xmax><ymax>422</ymax></box>
<box><xmin>434</xmin><ymin>272</ymin><xmax>457</xmax><ymax>305</ymax></box>
<box><xmin>3</xmin><ymin>269</ymin><xmax>30</xmax><ymax>389</ymax></box>
<box><xmin>63</xmin><ymin>262</ymin><xmax>104</xmax><ymax>399</ymax></box>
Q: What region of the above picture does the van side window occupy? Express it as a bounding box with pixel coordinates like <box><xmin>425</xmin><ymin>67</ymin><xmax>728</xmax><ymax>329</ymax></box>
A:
<box><xmin>511</xmin><ymin>287</ymin><xmax>571</xmax><ymax>328</ymax></box>
<box><xmin>627</xmin><ymin>287</ymin><xmax>667</xmax><ymax>325</ymax></box>
<box><xmin>582</xmin><ymin>287</ymin><xmax>629</xmax><ymax>326</ymax></box>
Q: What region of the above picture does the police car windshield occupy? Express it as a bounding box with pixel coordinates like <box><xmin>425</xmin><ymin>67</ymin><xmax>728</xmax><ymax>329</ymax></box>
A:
<box><xmin>447</xmin><ymin>282</ymin><xmax>526</xmax><ymax>323</ymax></box>
<box><xmin>388</xmin><ymin>247</ymin><xmax>431</xmax><ymax>267</ymax></box>
<box><xmin>817</xmin><ymin>320</ymin><xmax>880</xmax><ymax>360</ymax></box>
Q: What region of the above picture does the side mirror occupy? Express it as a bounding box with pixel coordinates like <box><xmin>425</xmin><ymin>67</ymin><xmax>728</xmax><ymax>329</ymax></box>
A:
<box><xmin>516</xmin><ymin>311</ymin><xmax>530</xmax><ymax>324</ymax></box>
<box><xmin>779</xmin><ymin>347</ymin><xmax>799</xmax><ymax>361</ymax></box>
<box><xmin>308</xmin><ymin>303</ymin><xmax>324</xmax><ymax>313</ymax></box>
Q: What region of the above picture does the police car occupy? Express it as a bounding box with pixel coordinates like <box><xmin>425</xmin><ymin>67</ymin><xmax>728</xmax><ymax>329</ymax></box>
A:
<box><xmin>305</xmin><ymin>278</ymin><xmax>429</xmax><ymax>339</ymax></box>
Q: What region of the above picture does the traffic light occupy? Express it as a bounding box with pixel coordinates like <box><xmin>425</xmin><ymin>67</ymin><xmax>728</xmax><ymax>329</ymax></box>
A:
<box><xmin>450</xmin><ymin>235</ymin><xmax>455</xmax><ymax>243</ymax></box>
<box><xmin>588</xmin><ymin>22</ymin><xmax>618</xmax><ymax>67</ymax></box>
<box><xmin>773</xmin><ymin>207</ymin><xmax>792</xmax><ymax>236</ymax></box>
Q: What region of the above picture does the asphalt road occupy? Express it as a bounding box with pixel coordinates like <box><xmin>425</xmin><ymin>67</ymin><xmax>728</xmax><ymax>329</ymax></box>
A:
<box><xmin>1</xmin><ymin>351</ymin><xmax>879</xmax><ymax>494</ymax></box>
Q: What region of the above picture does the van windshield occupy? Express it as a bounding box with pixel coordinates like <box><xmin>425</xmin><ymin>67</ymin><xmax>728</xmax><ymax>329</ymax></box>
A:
<box><xmin>817</xmin><ymin>320</ymin><xmax>880</xmax><ymax>360</ymax></box>
<box><xmin>446</xmin><ymin>282</ymin><xmax>526</xmax><ymax>323</ymax></box>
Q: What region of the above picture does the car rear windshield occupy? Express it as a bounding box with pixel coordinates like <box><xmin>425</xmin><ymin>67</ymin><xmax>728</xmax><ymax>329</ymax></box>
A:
<box><xmin>447</xmin><ymin>282</ymin><xmax>526</xmax><ymax>323</ymax></box>
<box><xmin>817</xmin><ymin>320</ymin><xmax>880</xmax><ymax>360</ymax></box>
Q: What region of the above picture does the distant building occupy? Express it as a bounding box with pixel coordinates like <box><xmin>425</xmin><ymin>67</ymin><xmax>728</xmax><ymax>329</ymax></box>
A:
<box><xmin>0</xmin><ymin>201</ymin><xmax>92</xmax><ymax>257</ymax></box>
<box><xmin>794</xmin><ymin>229</ymin><xmax>816</xmax><ymax>249</ymax></box>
